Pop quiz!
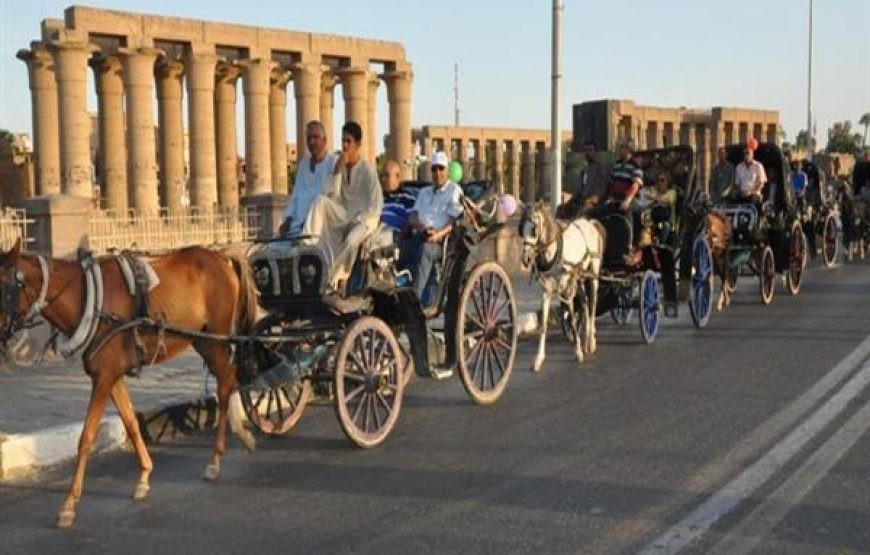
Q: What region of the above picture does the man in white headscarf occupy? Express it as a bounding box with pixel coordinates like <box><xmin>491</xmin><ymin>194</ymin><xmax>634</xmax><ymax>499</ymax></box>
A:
<box><xmin>303</xmin><ymin>121</ymin><xmax>382</xmax><ymax>293</ymax></box>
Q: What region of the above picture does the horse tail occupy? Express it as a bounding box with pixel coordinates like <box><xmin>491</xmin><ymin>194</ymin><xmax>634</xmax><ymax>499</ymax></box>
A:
<box><xmin>228</xmin><ymin>254</ymin><xmax>258</xmax><ymax>335</ymax></box>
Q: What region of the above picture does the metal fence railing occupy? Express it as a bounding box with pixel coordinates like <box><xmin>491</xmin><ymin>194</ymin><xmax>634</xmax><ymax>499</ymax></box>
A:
<box><xmin>88</xmin><ymin>206</ymin><xmax>261</xmax><ymax>253</ymax></box>
<box><xmin>0</xmin><ymin>208</ymin><xmax>34</xmax><ymax>250</ymax></box>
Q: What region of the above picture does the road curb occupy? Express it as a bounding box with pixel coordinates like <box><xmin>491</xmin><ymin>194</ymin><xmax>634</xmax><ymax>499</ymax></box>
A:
<box><xmin>0</xmin><ymin>395</ymin><xmax>216</xmax><ymax>481</ymax></box>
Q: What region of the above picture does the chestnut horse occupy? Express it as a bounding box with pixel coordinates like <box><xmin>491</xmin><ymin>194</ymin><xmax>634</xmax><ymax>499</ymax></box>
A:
<box><xmin>0</xmin><ymin>239</ymin><xmax>258</xmax><ymax>528</ymax></box>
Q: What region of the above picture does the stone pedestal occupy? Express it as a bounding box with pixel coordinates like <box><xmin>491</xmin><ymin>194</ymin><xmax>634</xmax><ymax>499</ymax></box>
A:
<box><xmin>241</xmin><ymin>193</ymin><xmax>289</xmax><ymax>239</ymax></box>
<box><xmin>18</xmin><ymin>195</ymin><xmax>92</xmax><ymax>258</ymax></box>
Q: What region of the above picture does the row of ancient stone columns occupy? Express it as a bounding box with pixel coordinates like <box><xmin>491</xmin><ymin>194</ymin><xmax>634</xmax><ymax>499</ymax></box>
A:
<box><xmin>18</xmin><ymin>41</ymin><xmax>413</xmax><ymax>213</ymax></box>
<box><xmin>416</xmin><ymin>137</ymin><xmax>553</xmax><ymax>203</ymax></box>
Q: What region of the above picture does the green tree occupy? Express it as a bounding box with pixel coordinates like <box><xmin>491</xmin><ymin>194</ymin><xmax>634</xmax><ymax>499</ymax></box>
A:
<box><xmin>860</xmin><ymin>112</ymin><xmax>870</xmax><ymax>148</ymax></box>
<box><xmin>825</xmin><ymin>121</ymin><xmax>862</xmax><ymax>154</ymax></box>
<box><xmin>0</xmin><ymin>129</ymin><xmax>14</xmax><ymax>146</ymax></box>
<box><xmin>795</xmin><ymin>129</ymin><xmax>811</xmax><ymax>151</ymax></box>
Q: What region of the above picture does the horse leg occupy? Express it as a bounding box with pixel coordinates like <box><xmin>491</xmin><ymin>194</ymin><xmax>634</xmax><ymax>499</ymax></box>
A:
<box><xmin>110</xmin><ymin>379</ymin><xmax>153</xmax><ymax>501</ymax></box>
<box><xmin>587</xmin><ymin>274</ymin><xmax>599</xmax><ymax>355</ymax></box>
<box><xmin>532</xmin><ymin>292</ymin><xmax>550</xmax><ymax>373</ymax></box>
<box><xmin>57</xmin><ymin>374</ymin><xmax>115</xmax><ymax>528</ymax></box>
<box><xmin>569</xmin><ymin>300</ymin><xmax>584</xmax><ymax>364</ymax></box>
<box><xmin>198</xmin><ymin>342</ymin><xmax>255</xmax><ymax>482</ymax></box>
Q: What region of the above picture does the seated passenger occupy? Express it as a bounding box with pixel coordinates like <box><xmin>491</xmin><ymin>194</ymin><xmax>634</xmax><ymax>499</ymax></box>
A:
<box><xmin>278</xmin><ymin>120</ymin><xmax>337</xmax><ymax>237</ymax></box>
<box><xmin>405</xmin><ymin>151</ymin><xmax>464</xmax><ymax>303</ymax></box>
<box><xmin>380</xmin><ymin>159</ymin><xmax>416</xmax><ymax>237</ymax></box>
<box><xmin>303</xmin><ymin>121</ymin><xmax>382</xmax><ymax>293</ymax></box>
<box><xmin>731</xmin><ymin>144</ymin><xmax>767</xmax><ymax>206</ymax></box>
<box><xmin>649</xmin><ymin>171</ymin><xmax>678</xmax><ymax>244</ymax></box>
<box><xmin>599</xmin><ymin>140</ymin><xmax>643</xmax><ymax>216</ymax></box>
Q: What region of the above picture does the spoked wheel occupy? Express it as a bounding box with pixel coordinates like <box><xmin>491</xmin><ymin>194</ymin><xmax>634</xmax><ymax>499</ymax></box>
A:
<box><xmin>334</xmin><ymin>316</ymin><xmax>404</xmax><ymax>448</ymax></box>
<box><xmin>759</xmin><ymin>246</ymin><xmax>776</xmax><ymax>305</ymax></box>
<box><xmin>822</xmin><ymin>213</ymin><xmax>839</xmax><ymax>268</ymax></box>
<box><xmin>457</xmin><ymin>262</ymin><xmax>517</xmax><ymax>405</ymax></box>
<box><xmin>239</xmin><ymin>315</ymin><xmax>312</xmax><ymax>436</ymax></box>
<box><xmin>787</xmin><ymin>222</ymin><xmax>807</xmax><ymax>295</ymax></box>
<box><xmin>610</xmin><ymin>280</ymin><xmax>637</xmax><ymax>325</ymax></box>
<box><xmin>638</xmin><ymin>270</ymin><xmax>661</xmax><ymax>344</ymax></box>
<box><xmin>688</xmin><ymin>234</ymin><xmax>714</xmax><ymax>328</ymax></box>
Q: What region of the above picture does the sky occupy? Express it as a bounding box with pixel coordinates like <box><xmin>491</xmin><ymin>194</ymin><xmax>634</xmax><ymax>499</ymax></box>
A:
<box><xmin>0</xmin><ymin>0</ymin><xmax>868</xmax><ymax>149</ymax></box>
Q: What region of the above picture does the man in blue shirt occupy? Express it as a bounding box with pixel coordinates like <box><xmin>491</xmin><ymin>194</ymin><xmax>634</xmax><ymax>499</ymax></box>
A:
<box><xmin>380</xmin><ymin>160</ymin><xmax>416</xmax><ymax>234</ymax></box>
<box><xmin>792</xmin><ymin>160</ymin><xmax>809</xmax><ymax>198</ymax></box>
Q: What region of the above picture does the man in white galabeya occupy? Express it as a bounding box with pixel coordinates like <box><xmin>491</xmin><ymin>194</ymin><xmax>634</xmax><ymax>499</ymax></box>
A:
<box><xmin>733</xmin><ymin>143</ymin><xmax>767</xmax><ymax>203</ymax></box>
<box><xmin>279</xmin><ymin>120</ymin><xmax>337</xmax><ymax>236</ymax></box>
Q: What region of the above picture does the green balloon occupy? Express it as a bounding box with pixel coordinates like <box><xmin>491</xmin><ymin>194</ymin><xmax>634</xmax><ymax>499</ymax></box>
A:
<box><xmin>447</xmin><ymin>161</ymin><xmax>464</xmax><ymax>183</ymax></box>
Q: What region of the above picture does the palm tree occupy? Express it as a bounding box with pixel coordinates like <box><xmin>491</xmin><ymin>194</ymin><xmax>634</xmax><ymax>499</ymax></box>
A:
<box><xmin>860</xmin><ymin>113</ymin><xmax>870</xmax><ymax>149</ymax></box>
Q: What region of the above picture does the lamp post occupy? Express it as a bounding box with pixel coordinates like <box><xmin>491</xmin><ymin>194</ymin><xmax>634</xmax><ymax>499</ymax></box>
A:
<box><xmin>806</xmin><ymin>0</ymin><xmax>814</xmax><ymax>161</ymax></box>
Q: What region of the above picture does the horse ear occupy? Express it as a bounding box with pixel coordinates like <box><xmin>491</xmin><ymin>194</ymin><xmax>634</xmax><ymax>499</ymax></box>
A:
<box><xmin>2</xmin><ymin>238</ymin><xmax>21</xmax><ymax>267</ymax></box>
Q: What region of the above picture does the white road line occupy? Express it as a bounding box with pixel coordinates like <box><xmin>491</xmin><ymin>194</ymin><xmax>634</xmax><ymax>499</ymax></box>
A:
<box><xmin>638</xmin><ymin>353</ymin><xmax>870</xmax><ymax>555</ymax></box>
<box><xmin>706</xmin><ymin>398</ymin><xmax>870</xmax><ymax>555</ymax></box>
<box><xmin>582</xmin><ymin>334</ymin><xmax>870</xmax><ymax>555</ymax></box>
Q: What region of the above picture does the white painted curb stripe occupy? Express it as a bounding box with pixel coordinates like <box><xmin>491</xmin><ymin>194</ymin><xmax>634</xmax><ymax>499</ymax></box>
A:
<box><xmin>639</xmin><ymin>352</ymin><xmax>870</xmax><ymax>554</ymax></box>
<box><xmin>707</xmin><ymin>399</ymin><xmax>870</xmax><ymax>555</ymax></box>
<box><xmin>0</xmin><ymin>416</ymin><xmax>127</xmax><ymax>480</ymax></box>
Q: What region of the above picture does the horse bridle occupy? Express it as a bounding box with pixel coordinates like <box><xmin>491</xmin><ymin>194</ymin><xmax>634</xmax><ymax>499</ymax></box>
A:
<box><xmin>521</xmin><ymin>211</ymin><xmax>563</xmax><ymax>274</ymax></box>
<box><xmin>0</xmin><ymin>255</ymin><xmax>51</xmax><ymax>345</ymax></box>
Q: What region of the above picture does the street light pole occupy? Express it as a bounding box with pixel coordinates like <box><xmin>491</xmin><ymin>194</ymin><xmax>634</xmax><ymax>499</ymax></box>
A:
<box><xmin>550</xmin><ymin>0</ymin><xmax>563</xmax><ymax>213</ymax></box>
<box><xmin>806</xmin><ymin>0</ymin><xmax>813</xmax><ymax>161</ymax></box>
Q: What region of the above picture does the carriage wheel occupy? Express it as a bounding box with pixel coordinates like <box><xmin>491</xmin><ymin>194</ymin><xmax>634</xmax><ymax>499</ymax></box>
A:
<box><xmin>822</xmin><ymin>213</ymin><xmax>839</xmax><ymax>268</ymax></box>
<box><xmin>638</xmin><ymin>270</ymin><xmax>661</xmax><ymax>344</ymax></box>
<box><xmin>787</xmin><ymin>222</ymin><xmax>807</xmax><ymax>296</ymax></box>
<box><xmin>759</xmin><ymin>246</ymin><xmax>776</xmax><ymax>305</ymax></box>
<box><xmin>239</xmin><ymin>316</ymin><xmax>312</xmax><ymax>436</ymax></box>
<box><xmin>334</xmin><ymin>316</ymin><xmax>404</xmax><ymax>448</ymax></box>
<box><xmin>688</xmin><ymin>234</ymin><xmax>714</xmax><ymax>328</ymax></box>
<box><xmin>457</xmin><ymin>262</ymin><xmax>517</xmax><ymax>405</ymax></box>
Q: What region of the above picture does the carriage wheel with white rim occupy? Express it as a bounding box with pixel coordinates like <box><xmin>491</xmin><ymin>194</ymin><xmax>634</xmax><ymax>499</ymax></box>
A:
<box><xmin>638</xmin><ymin>270</ymin><xmax>661</xmax><ymax>344</ymax></box>
<box><xmin>334</xmin><ymin>316</ymin><xmax>404</xmax><ymax>448</ymax></box>
<box><xmin>822</xmin><ymin>212</ymin><xmax>839</xmax><ymax>268</ymax></box>
<box><xmin>457</xmin><ymin>262</ymin><xmax>517</xmax><ymax>405</ymax></box>
<box><xmin>239</xmin><ymin>315</ymin><xmax>312</xmax><ymax>437</ymax></box>
<box><xmin>787</xmin><ymin>222</ymin><xmax>807</xmax><ymax>295</ymax></box>
<box><xmin>759</xmin><ymin>246</ymin><xmax>776</xmax><ymax>305</ymax></box>
<box><xmin>689</xmin><ymin>233</ymin><xmax>714</xmax><ymax>328</ymax></box>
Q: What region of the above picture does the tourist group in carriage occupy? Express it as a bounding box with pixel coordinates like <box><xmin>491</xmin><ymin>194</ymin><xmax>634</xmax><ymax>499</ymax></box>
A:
<box><xmin>0</xmin><ymin>118</ymin><xmax>857</xmax><ymax>528</ymax></box>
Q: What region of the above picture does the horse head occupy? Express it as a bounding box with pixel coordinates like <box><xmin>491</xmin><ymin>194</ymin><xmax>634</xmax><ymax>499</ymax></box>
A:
<box><xmin>519</xmin><ymin>201</ymin><xmax>552</xmax><ymax>269</ymax></box>
<box><xmin>0</xmin><ymin>238</ymin><xmax>27</xmax><ymax>348</ymax></box>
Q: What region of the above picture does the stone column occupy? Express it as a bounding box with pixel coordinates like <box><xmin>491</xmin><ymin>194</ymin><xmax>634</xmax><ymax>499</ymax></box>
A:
<box><xmin>90</xmin><ymin>55</ymin><xmax>127</xmax><ymax>211</ymax></box>
<box><xmin>215</xmin><ymin>62</ymin><xmax>241</xmax><ymax>208</ymax></box>
<box><xmin>713</xmin><ymin>122</ymin><xmax>725</xmax><ymax>153</ymax></box>
<box><xmin>186</xmin><ymin>52</ymin><xmax>218</xmax><ymax>209</ymax></box>
<box><xmin>474</xmin><ymin>141</ymin><xmax>487</xmax><ymax>182</ymax></box>
<box><xmin>457</xmin><ymin>139</ymin><xmax>469</xmax><ymax>179</ymax></box>
<box><xmin>637</xmin><ymin>121</ymin><xmax>648</xmax><ymax>150</ymax></box>
<box><xmin>270</xmin><ymin>67</ymin><xmax>291</xmax><ymax>194</ymax></box>
<box><xmin>155</xmin><ymin>58</ymin><xmax>185</xmax><ymax>212</ymax></box>
<box><xmin>699</xmin><ymin>127</ymin><xmax>712</xmax><ymax>194</ymax></box>
<box><xmin>292</xmin><ymin>62</ymin><xmax>322</xmax><ymax>164</ymax></box>
<box><xmin>49</xmin><ymin>41</ymin><xmax>96</xmax><ymax>198</ymax></box>
<box><xmin>241</xmin><ymin>58</ymin><xmax>274</xmax><ymax>196</ymax></box>
<box><xmin>320</xmin><ymin>73</ymin><xmax>337</xmax><ymax>151</ymax></box>
<box><xmin>535</xmin><ymin>145</ymin><xmax>547</xmax><ymax>200</ymax></box>
<box><xmin>366</xmin><ymin>73</ymin><xmax>379</xmax><ymax>160</ymax></box>
<box><xmin>493</xmin><ymin>141</ymin><xmax>505</xmax><ymax>192</ymax></box>
<box><xmin>338</xmin><ymin>66</ymin><xmax>370</xmax><ymax>158</ymax></box>
<box><xmin>384</xmin><ymin>66</ymin><xmax>413</xmax><ymax>177</ymax></box>
<box><xmin>17</xmin><ymin>46</ymin><xmax>61</xmax><ymax>196</ymax></box>
<box><xmin>119</xmin><ymin>47</ymin><xmax>160</xmax><ymax>213</ymax></box>
<box><xmin>509</xmin><ymin>142</ymin><xmax>521</xmax><ymax>199</ymax></box>
<box><xmin>521</xmin><ymin>147</ymin><xmax>534</xmax><ymax>204</ymax></box>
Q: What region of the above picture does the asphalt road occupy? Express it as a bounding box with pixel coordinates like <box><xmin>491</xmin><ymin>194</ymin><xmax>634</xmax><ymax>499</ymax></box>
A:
<box><xmin>2</xmin><ymin>260</ymin><xmax>869</xmax><ymax>555</ymax></box>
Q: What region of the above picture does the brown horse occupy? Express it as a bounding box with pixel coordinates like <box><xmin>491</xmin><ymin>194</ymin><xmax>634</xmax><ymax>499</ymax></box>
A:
<box><xmin>0</xmin><ymin>239</ymin><xmax>258</xmax><ymax>528</ymax></box>
<box><xmin>706</xmin><ymin>211</ymin><xmax>733</xmax><ymax>310</ymax></box>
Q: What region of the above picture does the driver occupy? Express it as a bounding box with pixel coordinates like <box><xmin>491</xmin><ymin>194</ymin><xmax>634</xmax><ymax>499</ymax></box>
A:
<box><xmin>731</xmin><ymin>144</ymin><xmax>767</xmax><ymax>206</ymax></box>
<box><xmin>302</xmin><ymin>121</ymin><xmax>382</xmax><ymax>294</ymax></box>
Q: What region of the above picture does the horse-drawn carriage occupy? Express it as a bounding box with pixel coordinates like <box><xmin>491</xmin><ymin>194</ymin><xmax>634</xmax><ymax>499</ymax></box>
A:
<box><xmin>841</xmin><ymin>160</ymin><xmax>870</xmax><ymax>260</ymax></box>
<box><xmin>715</xmin><ymin>142</ymin><xmax>806</xmax><ymax>305</ymax></box>
<box><xmin>240</xmin><ymin>181</ymin><xmax>518</xmax><ymax>447</ymax></box>
<box><xmin>791</xmin><ymin>160</ymin><xmax>839</xmax><ymax>267</ymax></box>
<box><xmin>595</xmin><ymin>145</ymin><xmax>720</xmax><ymax>342</ymax></box>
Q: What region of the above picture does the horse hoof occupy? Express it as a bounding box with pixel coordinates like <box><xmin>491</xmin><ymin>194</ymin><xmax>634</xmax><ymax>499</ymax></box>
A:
<box><xmin>575</xmin><ymin>352</ymin><xmax>585</xmax><ymax>364</ymax></box>
<box><xmin>133</xmin><ymin>483</ymin><xmax>150</xmax><ymax>500</ymax></box>
<box><xmin>203</xmin><ymin>463</ymin><xmax>220</xmax><ymax>482</ymax></box>
<box><xmin>531</xmin><ymin>360</ymin><xmax>543</xmax><ymax>373</ymax></box>
<box><xmin>237</xmin><ymin>430</ymin><xmax>257</xmax><ymax>453</ymax></box>
<box><xmin>57</xmin><ymin>510</ymin><xmax>76</xmax><ymax>529</ymax></box>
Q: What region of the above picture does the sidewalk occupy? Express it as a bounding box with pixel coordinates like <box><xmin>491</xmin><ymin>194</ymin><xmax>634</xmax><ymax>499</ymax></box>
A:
<box><xmin>0</xmin><ymin>272</ymin><xmax>543</xmax><ymax>481</ymax></box>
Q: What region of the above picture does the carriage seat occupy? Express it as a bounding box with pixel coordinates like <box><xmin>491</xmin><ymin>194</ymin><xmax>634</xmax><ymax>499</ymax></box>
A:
<box><xmin>600</xmin><ymin>213</ymin><xmax>634</xmax><ymax>268</ymax></box>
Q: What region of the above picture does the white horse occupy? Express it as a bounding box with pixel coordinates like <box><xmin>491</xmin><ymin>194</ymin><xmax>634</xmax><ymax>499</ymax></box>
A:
<box><xmin>520</xmin><ymin>201</ymin><xmax>605</xmax><ymax>372</ymax></box>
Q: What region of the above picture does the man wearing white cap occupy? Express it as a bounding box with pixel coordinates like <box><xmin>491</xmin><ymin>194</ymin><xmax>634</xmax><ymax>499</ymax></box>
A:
<box><xmin>406</xmin><ymin>151</ymin><xmax>464</xmax><ymax>301</ymax></box>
